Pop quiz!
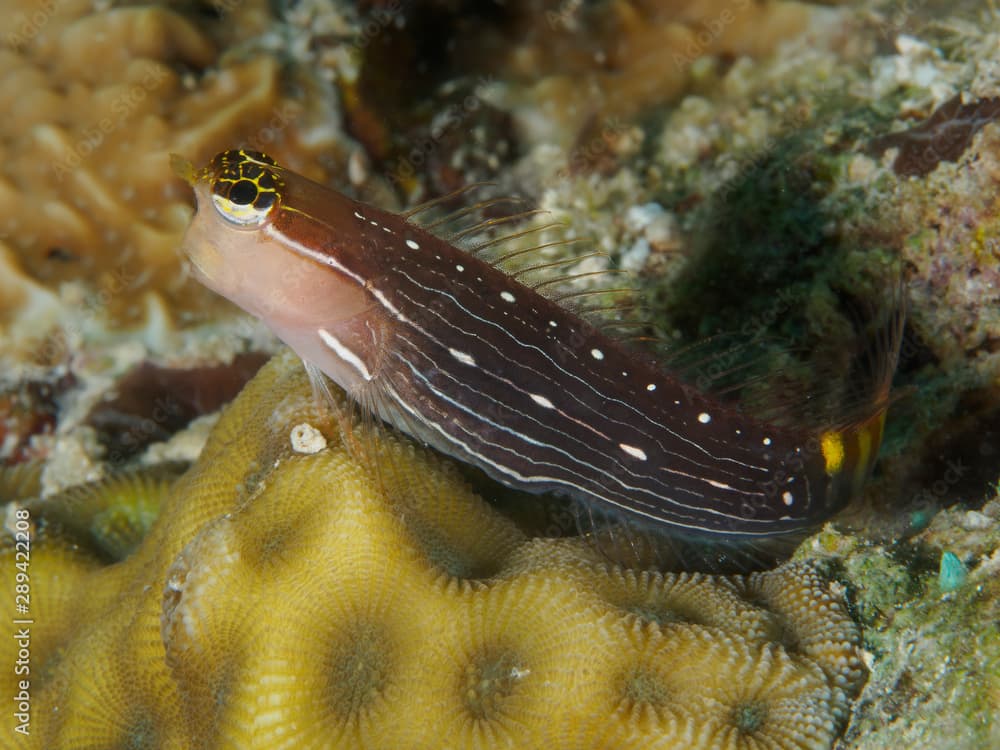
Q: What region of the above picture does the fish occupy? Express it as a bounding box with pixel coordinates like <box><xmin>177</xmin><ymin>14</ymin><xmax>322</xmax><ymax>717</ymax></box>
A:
<box><xmin>174</xmin><ymin>148</ymin><xmax>903</xmax><ymax>568</ymax></box>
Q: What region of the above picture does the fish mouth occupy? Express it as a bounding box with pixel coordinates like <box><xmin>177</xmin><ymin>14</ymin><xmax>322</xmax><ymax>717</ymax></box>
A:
<box><xmin>181</xmin><ymin>251</ymin><xmax>209</xmax><ymax>282</ymax></box>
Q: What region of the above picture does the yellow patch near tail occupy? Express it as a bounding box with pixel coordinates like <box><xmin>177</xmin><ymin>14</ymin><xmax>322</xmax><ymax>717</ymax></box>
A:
<box><xmin>852</xmin><ymin>411</ymin><xmax>887</xmax><ymax>491</ymax></box>
<box><xmin>853</xmin><ymin>425</ymin><xmax>873</xmax><ymax>487</ymax></box>
<box><xmin>820</xmin><ymin>431</ymin><xmax>845</xmax><ymax>476</ymax></box>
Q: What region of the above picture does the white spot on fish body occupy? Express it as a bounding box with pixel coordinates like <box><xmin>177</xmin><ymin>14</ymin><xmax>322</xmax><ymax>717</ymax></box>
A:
<box><xmin>707</xmin><ymin>479</ymin><xmax>735</xmax><ymax>490</ymax></box>
<box><xmin>698</xmin><ymin>412</ymin><xmax>711</xmax><ymax>424</ymax></box>
<box><xmin>619</xmin><ymin>443</ymin><xmax>648</xmax><ymax>461</ymax></box>
<box><xmin>762</xmin><ymin>437</ymin><xmax>772</xmax><ymax>446</ymax></box>
<box><xmin>782</xmin><ymin>491</ymin><xmax>794</xmax><ymax>506</ymax></box>
<box><xmin>501</xmin><ymin>291</ymin><xmax>516</xmax><ymax>303</ymax></box>
<box><xmin>646</xmin><ymin>383</ymin><xmax>656</xmax><ymax>391</ymax></box>
<box><xmin>530</xmin><ymin>394</ymin><xmax>555</xmax><ymax>409</ymax></box>
<box><xmin>406</xmin><ymin>239</ymin><xmax>420</xmax><ymax>250</ymax></box>
<box><xmin>549</xmin><ymin>321</ymin><xmax>558</xmax><ymax>328</ymax></box>
<box><xmin>590</xmin><ymin>348</ymin><xmax>604</xmax><ymax>360</ymax></box>
<box><xmin>449</xmin><ymin>348</ymin><xmax>476</xmax><ymax>366</ymax></box>
<box><xmin>456</xmin><ymin>264</ymin><xmax>465</xmax><ymax>272</ymax></box>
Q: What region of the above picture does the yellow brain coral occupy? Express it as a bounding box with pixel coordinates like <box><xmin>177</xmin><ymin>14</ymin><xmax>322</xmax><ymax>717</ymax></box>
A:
<box><xmin>0</xmin><ymin>351</ymin><xmax>863</xmax><ymax>749</ymax></box>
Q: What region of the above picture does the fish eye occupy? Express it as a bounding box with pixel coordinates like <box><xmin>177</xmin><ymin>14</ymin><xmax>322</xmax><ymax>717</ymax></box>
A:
<box><xmin>229</xmin><ymin>179</ymin><xmax>258</xmax><ymax>205</ymax></box>
<box><xmin>210</xmin><ymin>151</ymin><xmax>282</xmax><ymax>228</ymax></box>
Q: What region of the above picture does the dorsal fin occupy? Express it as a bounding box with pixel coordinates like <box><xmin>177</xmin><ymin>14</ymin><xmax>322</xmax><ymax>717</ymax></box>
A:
<box><xmin>445</xmin><ymin>209</ymin><xmax>551</xmax><ymax>243</ymax></box>
<box><xmin>640</xmin><ymin>262</ymin><xmax>906</xmax><ymax>436</ymax></box>
<box><xmin>400</xmin><ymin>181</ymin><xmax>649</xmax><ymax>333</ymax></box>
<box><xmin>403</xmin><ymin>177</ymin><xmax>906</xmax><ymax>469</ymax></box>
<box><xmin>420</xmin><ymin>196</ymin><xmax>530</xmax><ymax>230</ymax></box>
<box><xmin>400</xmin><ymin>181</ymin><xmax>498</xmax><ymax>221</ymax></box>
<box><xmin>509</xmin><ymin>251</ymin><xmax>605</xmax><ymax>280</ymax></box>
<box><xmin>469</xmin><ymin>222</ymin><xmax>568</xmax><ymax>254</ymax></box>
<box><xmin>494</xmin><ymin>238</ymin><xmax>590</xmax><ymax>268</ymax></box>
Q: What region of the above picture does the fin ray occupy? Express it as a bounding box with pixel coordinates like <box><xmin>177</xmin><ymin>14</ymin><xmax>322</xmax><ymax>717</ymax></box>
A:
<box><xmin>401</xmin><ymin>181</ymin><xmax>497</xmax><ymax>220</ymax></box>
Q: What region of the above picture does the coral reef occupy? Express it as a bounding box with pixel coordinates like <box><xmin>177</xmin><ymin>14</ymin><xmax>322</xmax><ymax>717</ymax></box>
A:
<box><xmin>0</xmin><ymin>351</ymin><xmax>863</xmax><ymax>749</ymax></box>
<box><xmin>0</xmin><ymin>0</ymin><xmax>349</xmax><ymax>345</ymax></box>
<box><xmin>1</xmin><ymin>0</ymin><xmax>998</xmax><ymax>747</ymax></box>
<box><xmin>867</xmin><ymin>94</ymin><xmax>1000</xmax><ymax>177</ymax></box>
<box><xmin>803</xmin><ymin>497</ymin><xmax>1000</xmax><ymax>750</ymax></box>
<box><xmin>0</xmin><ymin>371</ymin><xmax>75</xmax><ymax>463</ymax></box>
<box><xmin>21</xmin><ymin>465</ymin><xmax>181</xmax><ymax>561</ymax></box>
<box><xmin>485</xmin><ymin>0</ymin><xmax>828</xmax><ymax>148</ymax></box>
<box><xmin>84</xmin><ymin>353</ymin><xmax>268</xmax><ymax>464</ymax></box>
<box><xmin>338</xmin><ymin>0</ymin><xmax>840</xmax><ymax>195</ymax></box>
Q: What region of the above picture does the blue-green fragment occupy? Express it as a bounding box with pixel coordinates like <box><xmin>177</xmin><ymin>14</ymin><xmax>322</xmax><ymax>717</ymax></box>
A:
<box><xmin>938</xmin><ymin>551</ymin><xmax>967</xmax><ymax>593</ymax></box>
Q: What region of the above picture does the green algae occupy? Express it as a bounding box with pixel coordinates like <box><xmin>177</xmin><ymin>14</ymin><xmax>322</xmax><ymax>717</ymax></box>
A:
<box><xmin>802</xmin><ymin>496</ymin><xmax>1000</xmax><ymax>750</ymax></box>
<box><xmin>843</xmin><ymin>565</ymin><xmax>1000</xmax><ymax>749</ymax></box>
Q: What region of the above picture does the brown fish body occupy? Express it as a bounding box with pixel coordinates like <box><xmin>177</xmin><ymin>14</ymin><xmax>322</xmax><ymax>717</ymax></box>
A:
<box><xmin>178</xmin><ymin>150</ymin><xmax>899</xmax><ymax>543</ymax></box>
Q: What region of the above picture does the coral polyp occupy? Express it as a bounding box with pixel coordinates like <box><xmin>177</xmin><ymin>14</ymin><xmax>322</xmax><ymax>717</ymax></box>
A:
<box><xmin>0</xmin><ymin>351</ymin><xmax>863</xmax><ymax>749</ymax></box>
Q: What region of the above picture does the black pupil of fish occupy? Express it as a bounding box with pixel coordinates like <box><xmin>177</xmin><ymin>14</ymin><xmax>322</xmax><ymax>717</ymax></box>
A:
<box><xmin>229</xmin><ymin>179</ymin><xmax>258</xmax><ymax>205</ymax></box>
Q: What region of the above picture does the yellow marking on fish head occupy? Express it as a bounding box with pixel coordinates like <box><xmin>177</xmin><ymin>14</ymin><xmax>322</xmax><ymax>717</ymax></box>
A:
<box><xmin>175</xmin><ymin>150</ymin><xmax>292</xmax><ymax>315</ymax></box>
<box><xmin>177</xmin><ymin>149</ymin><xmax>375</xmax><ymax>342</ymax></box>
<box><xmin>203</xmin><ymin>149</ymin><xmax>284</xmax><ymax>228</ymax></box>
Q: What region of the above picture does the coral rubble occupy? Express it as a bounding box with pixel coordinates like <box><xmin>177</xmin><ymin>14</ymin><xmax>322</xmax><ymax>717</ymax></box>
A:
<box><xmin>809</xmin><ymin>498</ymin><xmax>1000</xmax><ymax>750</ymax></box>
<box><xmin>0</xmin><ymin>0</ymin><xmax>347</xmax><ymax>343</ymax></box>
<box><xmin>1</xmin><ymin>352</ymin><xmax>863</xmax><ymax>749</ymax></box>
